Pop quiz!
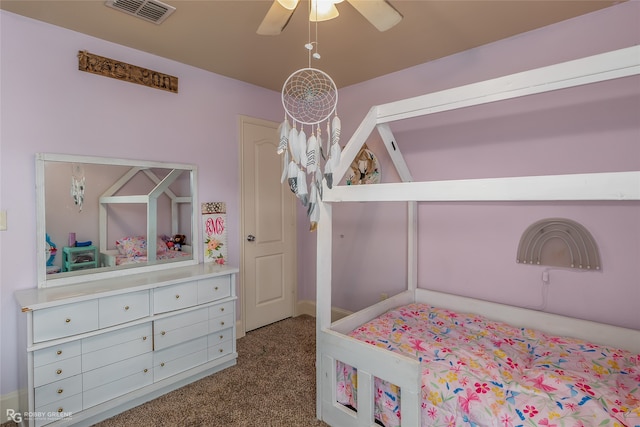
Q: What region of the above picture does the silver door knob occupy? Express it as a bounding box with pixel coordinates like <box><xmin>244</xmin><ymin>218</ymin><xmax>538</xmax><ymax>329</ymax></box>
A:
<box><xmin>247</xmin><ymin>234</ymin><xmax>255</xmax><ymax>242</ymax></box>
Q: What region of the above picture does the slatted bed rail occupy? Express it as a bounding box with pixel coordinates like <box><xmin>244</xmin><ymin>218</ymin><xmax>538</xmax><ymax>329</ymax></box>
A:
<box><xmin>319</xmin><ymin>328</ymin><xmax>422</xmax><ymax>427</ymax></box>
<box><xmin>412</xmin><ymin>288</ymin><xmax>640</xmax><ymax>354</ymax></box>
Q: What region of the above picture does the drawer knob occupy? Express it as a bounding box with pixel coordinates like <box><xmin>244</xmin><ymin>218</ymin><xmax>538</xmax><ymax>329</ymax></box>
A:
<box><xmin>57</xmin><ymin>389</ymin><xmax>63</xmax><ymax>394</ymax></box>
<box><xmin>160</xmin><ymin>362</ymin><xmax>165</xmax><ymax>367</ymax></box>
<box><xmin>219</xmin><ymin>348</ymin><xmax>224</xmax><ymax>353</ymax></box>
<box><xmin>144</xmin><ymin>368</ymin><xmax>148</xmax><ymax>373</ymax></box>
<box><xmin>214</xmin><ymin>286</ymin><xmax>219</xmax><ymax>291</ymax></box>
<box><xmin>175</xmin><ymin>294</ymin><xmax>180</xmax><ymax>299</ymax></box>
<box><xmin>219</xmin><ymin>335</ymin><xmax>224</xmax><ymax>339</ymax></box>
<box><xmin>143</xmin><ymin>336</ymin><xmax>147</xmax><ymax>341</ymax></box>
<box><xmin>65</xmin><ymin>318</ymin><xmax>71</xmax><ymax>323</ymax></box>
<box><xmin>220</xmin><ymin>321</ymin><xmax>225</xmax><ymax>326</ymax></box>
<box><xmin>56</xmin><ymin>350</ymin><xmax>62</xmax><ymax>355</ymax></box>
<box><xmin>57</xmin><ymin>408</ymin><xmax>64</xmax><ymax>413</ymax></box>
<box><xmin>56</xmin><ymin>369</ymin><xmax>62</xmax><ymax>375</ymax></box>
<box><xmin>161</xmin><ymin>331</ymin><xmax>166</xmax><ymax>336</ymax></box>
<box><xmin>220</xmin><ymin>307</ymin><xmax>225</xmax><ymax>312</ymax></box>
<box><xmin>124</xmin><ymin>305</ymin><xmax>130</xmax><ymax>311</ymax></box>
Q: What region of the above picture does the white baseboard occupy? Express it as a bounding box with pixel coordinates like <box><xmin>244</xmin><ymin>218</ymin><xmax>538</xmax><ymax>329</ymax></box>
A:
<box><xmin>236</xmin><ymin>301</ymin><xmax>351</xmax><ymax>340</ymax></box>
<box><xmin>236</xmin><ymin>319</ymin><xmax>245</xmax><ymax>339</ymax></box>
<box><xmin>296</xmin><ymin>300</ymin><xmax>352</xmax><ymax>322</ymax></box>
<box><xmin>1</xmin><ymin>389</ymin><xmax>24</xmax><ymax>425</ymax></box>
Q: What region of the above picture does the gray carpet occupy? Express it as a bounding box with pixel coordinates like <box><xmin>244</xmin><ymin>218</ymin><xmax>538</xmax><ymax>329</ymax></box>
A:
<box><xmin>96</xmin><ymin>315</ymin><xmax>329</xmax><ymax>427</ymax></box>
<box><xmin>4</xmin><ymin>315</ymin><xmax>330</xmax><ymax>427</ymax></box>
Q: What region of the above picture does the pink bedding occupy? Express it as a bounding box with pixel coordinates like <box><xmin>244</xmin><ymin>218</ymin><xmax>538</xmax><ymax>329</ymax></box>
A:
<box><xmin>336</xmin><ymin>303</ymin><xmax>640</xmax><ymax>427</ymax></box>
<box><xmin>113</xmin><ymin>235</ymin><xmax>189</xmax><ymax>265</ymax></box>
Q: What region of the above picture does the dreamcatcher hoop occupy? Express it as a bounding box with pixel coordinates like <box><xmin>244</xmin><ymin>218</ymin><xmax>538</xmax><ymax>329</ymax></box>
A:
<box><xmin>281</xmin><ymin>67</ymin><xmax>338</xmax><ymax>126</ymax></box>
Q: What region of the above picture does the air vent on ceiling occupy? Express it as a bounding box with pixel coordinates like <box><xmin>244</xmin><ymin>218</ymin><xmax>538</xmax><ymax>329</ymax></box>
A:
<box><xmin>105</xmin><ymin>0</ymin><xmax>175</xmax><ymax>24</ymax></box>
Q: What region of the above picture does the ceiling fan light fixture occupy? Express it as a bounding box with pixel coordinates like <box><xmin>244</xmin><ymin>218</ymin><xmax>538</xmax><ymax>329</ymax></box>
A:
<box><xmin>276</xmin><ymin>0</ymin><xmax>299</xmax><ymax>11</ymax></box>
<box><xmin>310</xmin><ymin>0</ymin><xmax>339</xmax><ymax>22</ymax></box>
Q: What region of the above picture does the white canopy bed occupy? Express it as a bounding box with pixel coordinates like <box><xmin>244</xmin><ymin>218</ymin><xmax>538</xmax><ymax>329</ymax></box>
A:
<box><xmin>315</xmin><ymin>45</ymin><xmax>640</xmax><ymax>427</ymax></box>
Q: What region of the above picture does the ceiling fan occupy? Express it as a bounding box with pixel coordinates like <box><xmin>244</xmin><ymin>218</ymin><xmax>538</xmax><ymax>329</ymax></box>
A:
<box><xmin>257</xmin><ymin>0</ymin><xmax>403</xmax><ymax>36</ymax></box>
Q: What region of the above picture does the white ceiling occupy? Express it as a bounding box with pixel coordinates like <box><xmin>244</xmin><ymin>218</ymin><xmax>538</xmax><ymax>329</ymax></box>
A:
<box><xmin>1</xmin><ymin>0</ymin><xmax>623</xmax><ymax>91</ymax></box>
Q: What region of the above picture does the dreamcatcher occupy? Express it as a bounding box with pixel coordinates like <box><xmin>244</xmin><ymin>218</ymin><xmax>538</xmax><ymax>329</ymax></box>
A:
<box><xmin>277</xmin><ymin>4</ymin><xmax>341</xmax><ymax>231</ymax></box>
<box><xmin>71</xmin><ymin>163</ymin><xmax>86</xmax><ymax>212</ymax></box>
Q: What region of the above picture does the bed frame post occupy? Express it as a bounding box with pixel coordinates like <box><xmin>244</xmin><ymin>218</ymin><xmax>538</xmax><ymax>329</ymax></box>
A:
<box><xmin>408</xmin><ymin>201</ymin><xmax>417</xmax><ymax>293</ymax></box>
<box><xmin>316</xmin><ymin>198</ymin><xmax>333</xmax><ymax>420</ymax></box>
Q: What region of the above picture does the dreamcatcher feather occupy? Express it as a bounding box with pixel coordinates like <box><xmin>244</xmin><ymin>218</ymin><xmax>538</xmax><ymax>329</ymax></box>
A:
<box><xmin>277</xmin><ymin>118</ymin><xmax>290</xmax><ymax>155</ymax></box>
<box><xmin>306</xmin><ymin>133</ymin><xmax>319</xmax><ymax>173</ymax></box>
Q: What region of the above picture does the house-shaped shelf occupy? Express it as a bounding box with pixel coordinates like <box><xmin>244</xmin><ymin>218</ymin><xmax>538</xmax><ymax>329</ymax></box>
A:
<box><xmin>99</xmin><ymin>167</ymin><xmax>192</xmax><ymax>262</ymax></box>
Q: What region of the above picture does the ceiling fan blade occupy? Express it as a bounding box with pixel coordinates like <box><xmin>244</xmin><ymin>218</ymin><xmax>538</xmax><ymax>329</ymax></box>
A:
<box><xmin>257</xmin><ymin>0</ymin><xmax>298</xmax><ymax>35</ymax></box>
<box><xmin>347</xmin><ymin>0</ymin><xmax>402</xmax><ymax>32</ymax></box>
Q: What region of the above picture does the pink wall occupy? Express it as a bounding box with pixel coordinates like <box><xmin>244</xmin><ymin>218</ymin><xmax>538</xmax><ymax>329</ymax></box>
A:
<box><xmin>0</xmin><ymin>11</ymin><xmax>283</xmax><ymax>396</ymax></box>
<box><xmin>297</xmin><ymin>2</ymin><xmax>640</xmax><ymax>328</ymax></box>
<box><xmin>1</xmin><ymin>1</ymin><xmax>639</xmax><ymax>400</ymax></box>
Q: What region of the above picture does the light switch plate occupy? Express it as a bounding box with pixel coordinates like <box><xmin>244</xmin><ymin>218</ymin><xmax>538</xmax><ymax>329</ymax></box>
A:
<box><xmin>0</xmin><ymin>210</ymin><xmax>7</xmax><ymax>231</ymax></box>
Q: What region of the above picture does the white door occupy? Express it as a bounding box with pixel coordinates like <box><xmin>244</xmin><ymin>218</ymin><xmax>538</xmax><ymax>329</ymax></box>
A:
<box><xmin>240</xmin><ymin>116</ymin><xmax>297</xmax><ymax>332</ymax></box>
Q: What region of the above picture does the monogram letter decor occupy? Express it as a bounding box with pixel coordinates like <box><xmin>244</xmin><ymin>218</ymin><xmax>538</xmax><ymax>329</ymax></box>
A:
<box><xmin>78</xmin><ymin>50</ymin><xmax>178</xmax><ymax>93</ymax></box>
<box><xmin>202</xmin><ymin>202</ymin><xmax>227</xmax><ymax>265</ymax></box>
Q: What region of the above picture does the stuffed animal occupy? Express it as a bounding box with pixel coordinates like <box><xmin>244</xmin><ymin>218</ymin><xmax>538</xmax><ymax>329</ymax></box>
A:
<box><xmin>171</xmin><ymin>234</ymin><xmax>186</xmax><ymax>251</ymax></box>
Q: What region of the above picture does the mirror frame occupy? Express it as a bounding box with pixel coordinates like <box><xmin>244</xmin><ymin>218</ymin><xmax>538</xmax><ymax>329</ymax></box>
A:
<box><xmin>36</xmin><ymin>153</ymin><xmax>200</xmax><ymax>288</ymax></box>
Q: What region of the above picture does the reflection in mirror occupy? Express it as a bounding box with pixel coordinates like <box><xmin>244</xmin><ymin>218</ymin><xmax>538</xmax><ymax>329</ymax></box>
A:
<box><xmin>36</xmin><ymin>153</ymin><xmax>199</xmax><ymax>288</ymax></box>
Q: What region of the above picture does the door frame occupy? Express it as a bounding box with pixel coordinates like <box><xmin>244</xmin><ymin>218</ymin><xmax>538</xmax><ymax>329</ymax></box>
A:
<box><xmin>238</xmin><ymin>115</ymin><xmax>297</xmax><ymax>337</ymax></box>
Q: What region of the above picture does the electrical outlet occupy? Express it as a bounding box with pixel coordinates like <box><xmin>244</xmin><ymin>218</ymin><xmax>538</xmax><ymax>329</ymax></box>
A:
<box><xmin>0</xmin><ymin>210</ymin><xmax>6</xmax><ymax>231</ymax></box>
<box><xmin>380</xmin><ymin>293</ymin><xmax>388</xmax><ymax>301</ymax></box>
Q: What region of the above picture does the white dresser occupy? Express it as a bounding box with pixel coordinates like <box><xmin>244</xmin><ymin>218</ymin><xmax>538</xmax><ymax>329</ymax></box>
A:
<box><xmin>15</xmin><ymin>264</ymin><xmax>238</xmax><ymax>427</ymax></box>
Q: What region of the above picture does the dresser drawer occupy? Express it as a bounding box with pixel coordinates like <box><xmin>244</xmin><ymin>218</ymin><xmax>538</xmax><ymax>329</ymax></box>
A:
<box><xmin>83</xmin><ymin>367</ymin><xmax>153</xmax><ymax>410</ymax></box>
<box><xmin>154</xmin><ymin>335</ymin><xmax>208</xmax><ymax>366</ymax></box>
<box><xmin>33</xmin><ymin>356</ymin><xmax>82</xmax><ymax>388</ymax></box>
<box><xmin>83</xmin><ymin>352</ymin><xmax>153</xmax><ymax>393</ymax></box>
<box><xmin>208</xmin><ymin>340</ymin><xmax>234</xmax><ymax>361</ymax></box>
<box><xmin>154</xmin><ymin>338</ymin><xmax>208</xmax><ymax>382</ymax></box>
<box><xmin>33</xmin><ymin>300</ymin><xmax>99</xmax><ymax>343</ymax></box>
<box><xmin>82</xmin><ymin>323</ymin><xmax>152</xmax><ymax>372</ymax></box>
<box><xmin>33</xmin><ymin>341</ymin><xmax>81</xmax><ymax>368</ymax></box>
<box><xmin>34</xmin><ymin>375</ymin><xmax>82</xmax><ymax>408</ymax></box>
<box><xmin>197</xmin><ymin>275</ymin><xmax>231</xmax><ymax>304</ymax></box>
<box><xmin>208</xmin><ymin>328</ymin><xmax>233</xmax><ymax>347</ymax></box>
<box><xmin>99</xmin><ymin>290</ymin><xmax>150</xmax><ymax>328</ymax></box>
<box><xmin>154</xmin><ymin>308</ymin><xmax>208</xmax><ymax>351</ymax></box>
<box><xmin>209</xmin><ymin>312</ymin><xmax>234</xmax><ymax>333</ymax></box>
<box><xmin>153</xmin><ymin>282</ymin><xmax>198</xmax><ymax>314</ymax></box>
<box><xmin>208</xmin><ymin>300</ymin><xmax>234</xmax><ymax>319</ymax></box>
<box><xmin>34</xmin><ymin>393</ymin><xmax>82</xmax><ymax>427</ymax></box>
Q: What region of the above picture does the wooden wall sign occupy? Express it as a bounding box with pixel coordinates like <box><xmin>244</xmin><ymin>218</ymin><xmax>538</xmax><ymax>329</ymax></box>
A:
<box><xmin>78</xmin><ymin>50</ymin><xmax>178</xmax><ymax>93</ymax></box>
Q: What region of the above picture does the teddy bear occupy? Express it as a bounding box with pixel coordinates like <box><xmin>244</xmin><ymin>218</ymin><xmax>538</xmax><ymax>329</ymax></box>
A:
<box><xmin>170</xmin><ymin>234</ymin><xmax>186</xmax><ymax>251</ymax></box>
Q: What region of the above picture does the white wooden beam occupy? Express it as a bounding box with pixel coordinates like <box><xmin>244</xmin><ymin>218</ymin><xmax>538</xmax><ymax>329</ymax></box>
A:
<box><xmin>375</xmin><ymin>45</ymin><xmax>640</xmax><ymax>124</ymax></box>
<box><xmin>316</xmin><ymin>200</ymin><xmax>333</xmax><ymax>420</ymax></box>
<box><xmin>376</xmin><ymin>123</ymin><xmax>413</xmax><ymax>182</ymax></box>
<box><xmin>99</xmin><ymin>195</ymin><xmax>149</xmax><ymax>204</ymax></box>
<box><xmin>333</xmin><ymin>107</ymin><xmax>379</xmax><ymax>184</ymax></box>
<box><xmin>324</xmin><ymin>171</ymin><xmax>640</xmax><ymax>202</ymax></box>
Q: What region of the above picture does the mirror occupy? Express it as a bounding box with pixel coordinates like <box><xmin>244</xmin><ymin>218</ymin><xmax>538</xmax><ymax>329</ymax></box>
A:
<box><xmin>36</xmin><ymin>153</ymin><xmax>199</xmax><ymax>288</ymax></box>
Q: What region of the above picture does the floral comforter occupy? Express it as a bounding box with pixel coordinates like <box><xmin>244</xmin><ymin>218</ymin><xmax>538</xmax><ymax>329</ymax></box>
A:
<box><xmin>336</xmin><ymin>303</ymin><xmax>640</xmax><ymax>427</ymax></box>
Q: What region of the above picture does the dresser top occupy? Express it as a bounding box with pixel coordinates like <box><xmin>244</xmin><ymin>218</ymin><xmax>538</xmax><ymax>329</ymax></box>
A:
<box><xmin>15</xmin><ymin>263</ymin><xmax>238</xmax><ymax>311</ymax></box>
